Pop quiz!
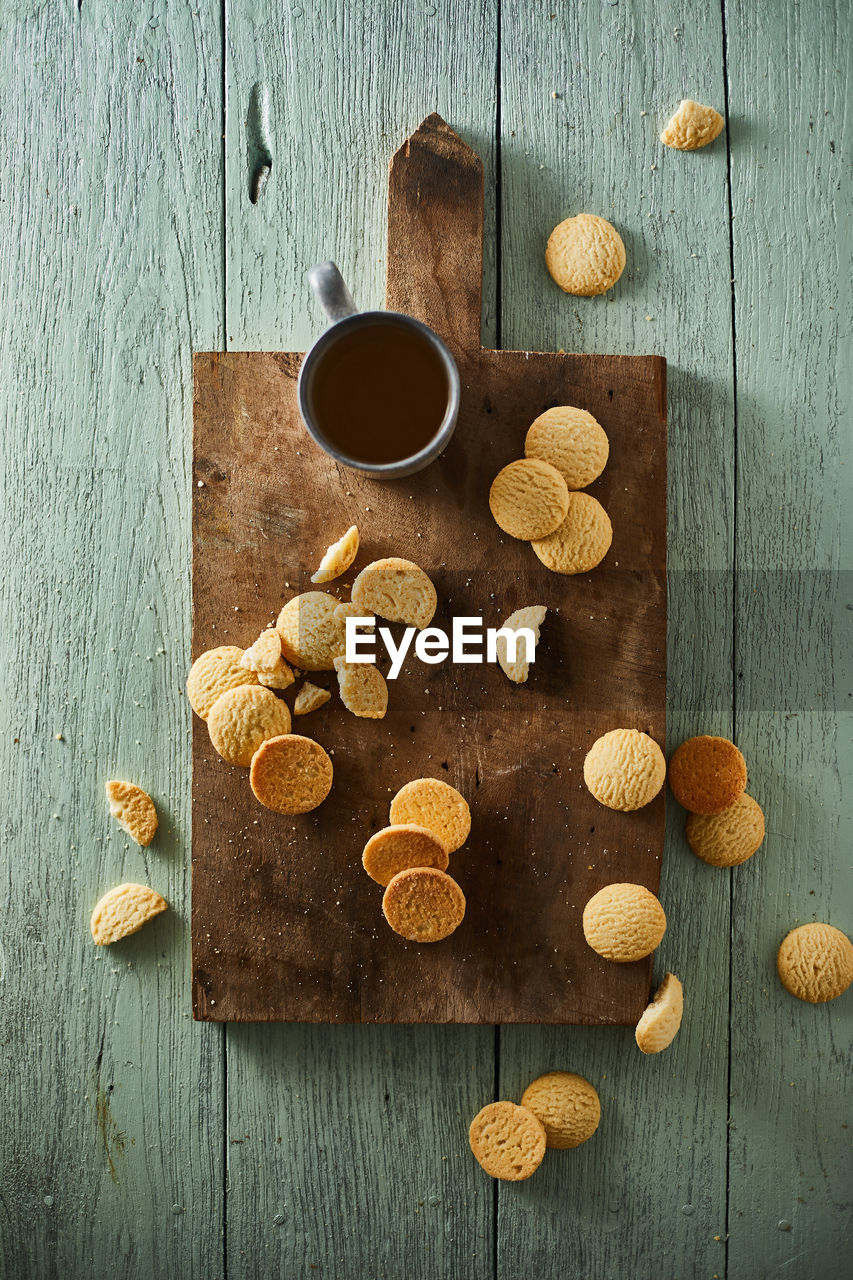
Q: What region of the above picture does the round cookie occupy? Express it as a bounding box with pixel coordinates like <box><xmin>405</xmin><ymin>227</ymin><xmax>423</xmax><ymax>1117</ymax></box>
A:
<box><xmin>207</xmin><ymin>684</ymin><xmax>292</xmax><ymax>767</ymax></box>
<box><xmin>669</xmin><ymin>735</ymin><xmax>747</xmax><ymax>814</ymax></box>
<box><xmin>334</xmin><ymin>657</ymin><xmax>388</xmax><ymax>719</ymax></box>
<box><xmin>362</xmin><ymin>824</ymin><xmax>449</xmax><ymax>887</ymax></box>
<box><xmin>686</xmin><ymin>793</ymin><xmax>765</xmax><ymax>867</ymax></box>
<box><xmin>389</xmin><ymin>778</ymin><xmax>471</xmax><ymax>853</ymax></box>
<box><xmin>105</xmin><ymin>780</ymin><xmax>158</xmax><ymax>847</ymax></box>
<box><xmin>276</xmin><ymin>592</ymin><xmax>346</xmax><ymax>671</ymax></box>
<box><xmin>530</xmin><ymin>492</ymin><xmax>612</xmax><ymax>574</ymax></box>
<box><xmin>545</xmin><ymin>213</ymin><xmax>626</xmax><ymax>297</ymax></box>
<box><xmin>635</xmin><ymin>972</ymin><xmax>684</xmax><ymax>1054</ymax></box>
<box><xmin>660</xmin><ymin>99</ymin><xmax>725</xmax><ymax>151</ymax></box>
<box><xmin>186</xmin><ymin>645</ymin><xmax>258</xmax><ymax>720</ymax></box>
<box><xmin>468</xmin><ymin>1102</ymin><xmax>546</xmax><ymax>1182</ymax></box>
<box><xmin>488</xmin><ymin>458</ymin><xmax>569</xmax><ymax>541</ymax></box>
<box><xmin>382</xmin><ymin>867</ymin><xmax>466</xmax><ymax>942</ymax></box>
<box><xmin>520</xmin><ymin>1072</ymin><xmax>601</xmax><ymax>1150</ymax></box>
<box><xmin>249</xmin><ymin>733</ymin><xmax>333</xmax><ymax>814</ymax></box>
<box><xmin>351</xmin><ymin>558</ymin><xmax>437</xmax><ymax>630</ymax></box>
<box><xmin>776</xmin><ymin>923</ymin><xmax>853</xmax><ymax>1004</ymax></box>
<box><xmin>582</xmin><ymin>882</ymin><xmax>667</xmax><ymax>963</ymax></box>
<box><xmin>525</xmin><ymin>406</ymin><xmax>609</xmax><ymax>490</ymax></box>
<box><xmin>583</xmin><ymin>728</ymin><xmax>666</xmax><ymax>812</ymax></box>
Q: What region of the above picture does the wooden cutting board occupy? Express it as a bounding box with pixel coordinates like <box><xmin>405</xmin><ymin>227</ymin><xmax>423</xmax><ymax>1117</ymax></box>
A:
<box><xmin>191</xmin><ymin>114</ymin><xmax>666</xmax><ymax>1024</ymax></box>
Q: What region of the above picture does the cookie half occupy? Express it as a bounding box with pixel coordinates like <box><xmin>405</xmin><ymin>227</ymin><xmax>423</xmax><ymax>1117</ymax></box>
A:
<box><xmin>105</xmin><ymin>780</ymin><xmax>158</xmax><ymax>847</ymax></box>
<box><xmin>90</xmin><ymin>883</ymin><xmax>168</xmax><ymax>945</ymax></box>
<box><xmin>635</xmin><ymin>972</ymin><xmax>684</xmax><ymax>1054</ymax></box>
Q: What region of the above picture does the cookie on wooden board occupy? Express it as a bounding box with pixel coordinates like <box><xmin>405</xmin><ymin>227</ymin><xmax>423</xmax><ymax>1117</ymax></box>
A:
<box><xmin>362</xmin><ymin>824</ymin><xmax>449</xmax><ymax>887</ymax></box>
<box><xmin>468</xmin><ymin>1102</ymin><xmax>546</xmax><ymax>1181</ymax></box>
<box><xmin>311</xmin><ymin>524</ymin><xmax>360</xmax><ymax>584</ymax></box>
<box><xmin>293</xmin><ymin>681</ymin><xmax>331</xmax><ymax>716</ymax></box>
<box><xmin>495</xmin><ymin>605</ymin><xmax>546</xmax><ymax>684</ymax></box>
<box><xmin>777</xmin><ymin>923</ymin><xmax>853</xmax><ymax>1004</ymax></box>
<box><xmin>488</xmin><ymin>458</ymin><xmax>569</xmax><ymax>540</ymax></box>
<box><xmin>350</xmin><ymin>558</ymin><xmax>437</xmax><ymax>630</ymax></box>
<box><xmin>524</xmin><ymin>406</ymin><xmax>609</xmax><ymax>490</ymax></box>
<box><xmin>187</xmin><ymin>645</ymin><xmax>258</xmax><ymax>719</ymax></box>
<box><xmin>90</xmin><ymin>883</ymin><xmax>168</xmax><ymax>945</ymax></box>
<box><xmin>249</xmin><ymin>733</ymin><xmax>333</xmax><ymax>814</ymax></box>
<box><xmin>382</xmin><ymin>866</ymin><xmax>465</xmax><ymax>942</ymax></box>
<box><xmin>530</xmin><ymin>491</ymin><xmax>612</xmax><ymax>574</ymax></box>
<box><xmin>389</xmin><ymin>778</ymin><xmax>471</xmax><ymax>853</ymax></box>
<box><xmin>105</xmin><ymin>780</ymin><xmax>158</xmax><ymax>847</ymax></box>
<box><xmin>660</xmin><ymin>99</ymin><xmax>725</xmax><ymax>150</ymax></box>
<box><xmin>520</xmin><ymin>1072</ymin><xmax>601</xmax><ymax>1149</ymax></box>
<box><xmin>545</xmin><ymin>213</ymin><xmax>626</xmax><ymax>296</ymax></box>
<box><xmin>583</xmin><ymin>728</ymin><xmax>666</xmax><ymax>811</ymax></box>
<box><xmin>635</xmin><ymin>972</ymin><xmax>684</xmax><ymax>1054</ymax></box>
<box><xmin>334</xmin><ymin>657</ymin><xmax>388</xmax><ymax>719</ymax></box>
<box><xmin>276</xmin><ymin>592</ymin><xmax>347</xmax><ymax>671</ymax></box>
<box><xmin>668</xmin><ymin>735</ymin><xmax>747</xmax><ymax>814</ymax></box>
<box><xmin>240</xmin><ymin>628</ymin><xmax>295</xmax><ymax>690</ymax></box>
<box><xmin>207</xmin><ymin>684</ymin><xmax>292</xmax><ymax>767</ymax></box>
<box><xmin>686</xmin><ymin>793</ymin><xmax>764</xmax><ymax>866</ymax></box>
<box><xmin>582</xmin><ymin>882</ymin><xmax>667</xmax><ymax>962</ymax></box>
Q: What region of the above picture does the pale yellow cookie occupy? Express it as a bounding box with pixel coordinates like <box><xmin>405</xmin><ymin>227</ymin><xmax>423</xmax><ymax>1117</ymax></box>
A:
<box><xmin>90</xmin><ymin>883</ymin><xmax>168</xmax><ymax>946</ymax></box>
<box><xmin>351</xmin><ymin>558</ymin><xmax>437</xmax><ymax>630</ymax></box>
<box><xmin>249</xmin><ymin>733</ymin><xmax>333</xmax><ymax>814</ymax></box>
<box><xmin>546</xmin><ymin>213</ymin><xmax>626</xmax><ymax>296</ymax></box>
<box><xmin>520</xmin><ymin>1072</ymin><xmax>601</xmax><ymax>1149</ymax></box>
<box><xmin>669</xmin><ymin>735</ymin><xmax>747</xmax><ymax>815</ymax></box>
<box><xmin>582</xmin><ymin>883</ymin><xmax>667</xmax><ymax>962</ymax></box>
<box><xmin>468</xmin><ymin>1102</ymin><xmax>546</xmax><ymax>1182</ymax></box>
<box><xmin>531</xmin><ymin>492</ymin><xmax>612</xmax><ymax>574</ymax></box>
<box><xmin>207</xmin><ymin>684</ymin><xmax>292</xmax><ymax>767</ymax></box>
<box><xmin>362</xmin><ymin>824</ymin><xmax>449</xmax><ymax>887</ymax></box>
<box><xmin>311</xmin><ymin>524</ymin><xmax>360</xmax><ymax>584</ymax></box>
<box><xmin>660</xmin><ymin>99</ymin><xmax>725</xmax><ymax>151</ymax></box>
<box><xmin>495</xmin><ymin>606</ymin><xmax>546</xmax><ymax>684</ymax></box>
<box><xmin>382</xmin><ymin>867</ymin><xmax>466</xmax><ymax>942</ymax></box>
<box><xmin>105</xmin><ymin>780</ymin><xmax>158</xmax><ymax>847</ymax></box>
<box><xmin>777</xmin><ymin>923</ymin><xmax>853</xmax><ymax>1004</ymax></box>
<box><xmin>186</xmin><ymin>645</ymin><xmax>258</xmax><ymax>719</ymax></box>
<box><xmin>525</xmin><ymin>406</ymin><xmax>609</xmax><ymax>490</ymax></box>
<box><xmin>334</xmin><ymin>657</ymin><xmax>388</xmax><ymax>719</ymax></box>
<box><xmin>240</xmin><ymin>628</ymin><xmax>295</xmax><ymax>690</ymax></box>
<box><xmin>686</xmin><ymin>793</ymin><xmax>765</xmax><ymax>867</ymax></box>
<box><xmin>488</xmin><ymin>458</ymin><xmax>569</xmax><ymax>540</ymax></box>
<box><xmin>276</xmin><ymin>592</ymin><xmax>346</xmax><ymax>671</ymax></box>
<box><xmin>334</xmin><ymin>601</ymin><xmax>375</xmax><ymax>628</ymax></box>
<box><xmin>583</xmin><ymin>728</ymin><xmax>666</xmax><ymax>811</ymax></box>
<box><xmin>635</xmin><ymin>972</ymin><xmax>684</xmax><ymax>1054</ymax></box>
<box><xmin>293</xmin><ymin>681</ymin><xmax>331</xmax><ymax>716</ymax></box>
<box><xmin>389</xmin><ymin>778</ymin><xmax>471</xmax><ymax>853</ymax></box>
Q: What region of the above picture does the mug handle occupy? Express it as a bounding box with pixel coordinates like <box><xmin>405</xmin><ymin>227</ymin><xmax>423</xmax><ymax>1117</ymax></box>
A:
<box><xmin>307</xmin><ymin>261</ymin><xmax>358</xmax><ymax>324</ymax></box>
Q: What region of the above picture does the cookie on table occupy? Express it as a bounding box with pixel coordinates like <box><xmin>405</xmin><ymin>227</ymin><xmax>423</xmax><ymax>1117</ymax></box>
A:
<box><xmin>583</xmin><ymin>728</ymin><xmax>666</xmax><ymax>812</ymax></box>
<box><xmin>530</xmin><ymin>492</ymin><xmax>612</xmax><ymax>574</ymax></box>
<box><xmin>351</xmin><ymin>558</ymin><xmax>437</xmax><ymax>630</ymax></box>
<box><xmin>249</xmin><ymin>733</ymin><xmax>333</xmax><ymax>814</ymax></box>
<box><xmin>525</xmin><ymin>406</ymin><xmax>609</xmax><ymax>490</ymax></box>
<box><xmin>545</xmin><ymin>213</ymin><xmax>626</xmax><ymax>297</ymax></box>
<box><xmin>489</xmin><ymin>458</ymin><xmax>569</xmax><ymax>541</ymax></box>
<box><xmin>276</xmin><ymin>592</ymin><xmax>347</xmax><ymax>671</ymax></box>
<box><xmin>382</xmin><ymin>867</ymin><xmax>465</xmax><ymax>942</ymax></box>
<box><xmin>635</xmin><ymin>972</ymin><xmax>684</xmax><ymax>1054</ymax></box>
<box><xmin>777</xmin><ymin>923</ymin><xmax>853</xmax><ymax>1004</ymax></box>
<box><xmin>90</xmin><ymin>883</ymin><xmax>168</xmax><ymax>945</ymax></box>
<box><xmin>495</xmin><ymin>605</ymin><xmax>546</xmax><ymax>684</ymax></box>
<box><xmin>293</xmin><ymin>681</ymin><xmax>331</xmax><ymax>716</ymax></box>
<box><xmin>334</xmin><ymin>601</ymin><xmax>375</xmax><ymax>628</ymax></box>
<box><xmin>334</xmin><ymin>657</ymin><xmax>388</xmax><ymax>719</ymax></box>
<box><xmin>362</xmin><ymin>824</ymin><xmax>449</xmax><ymax>887</ymax></box>
<box><xmin>520</xmin><ymin>1072</ymin><xmax>601</xmax><ymax>1149</ymax></box>
<box><xmin>207</xmin><ymin>684</ymin><xmax>292</xmax><ymax>767</ymax></box>
<box><xmin>582</xmin><ymin>882</ymin><xmax>667</xmax><ymax>962</ymax></box>
<box><xmin>660</xmin><ymin>99</ymin><xmax>724</xmax><ymax>151</ymax></box>
<box><xmin>686</xmin><ymin>793</ymin><xmax>764</xmax><ymax>866</ymax></box>
<box><xmin>311</xmin><ymin>524</ymin><xmax>360</xmax><ymax>584</ymax></box>
<box><xmin>389</xmin><ymin>778</ymin><xmax>471</xmax><ymax>853</ymax></box>
<box><xmin>186</xmin><ymin>645</ymin><xmax>258</xmax><ymax>720</ymax></box>
<box><xmin>105</xmin><ymin>780</ymin><xmax>158</xmax><ymax>847</ymax></box>
<box><xmin>668</xmin><ymin>735</ymin><xmax>747</xmax><ymax>814</ymax></box>
<box><xmin>240</xmin><ymin>628</ymin><xmax>295</xmax><ymax>690</ymax></box>
<box><xmin>468</xmin><ymin>1102</ymin><xmax>546</xmax><ymax>1182</ymax></box>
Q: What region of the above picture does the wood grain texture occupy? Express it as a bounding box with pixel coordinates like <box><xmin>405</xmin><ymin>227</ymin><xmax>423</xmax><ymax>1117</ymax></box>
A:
<box><xmin>0</xmin><ymin>2</ymin><xmax>224</xmax><ymax>1276</ymax></box>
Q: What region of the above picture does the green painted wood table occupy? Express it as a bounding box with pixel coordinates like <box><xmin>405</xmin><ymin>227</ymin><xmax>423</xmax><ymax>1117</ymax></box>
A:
<box><xmin>1</xmin><ymin>2</ymin><xmax>850</xmax><ymax>1277</ymax></box>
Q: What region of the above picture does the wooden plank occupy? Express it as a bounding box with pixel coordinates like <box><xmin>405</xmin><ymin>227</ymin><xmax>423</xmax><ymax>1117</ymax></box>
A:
<box><xmin>0</xmin><ymin>2</ymin><xmax>224</xmax><ymax>1275</ymax></box>
<box><xmin>223</xmin><ymin>3</ymin><xmax>498</xmax><ymax>1275</ymax></box>
<box><xmin>497</xmin><ymin>1</ymin><xmax>736</xmax><ymax>1275</ymax></box>
<box><xmin>726</xmin><ymin>2</ymin><xmax>853</xmax><ymax>1274</ymax></box>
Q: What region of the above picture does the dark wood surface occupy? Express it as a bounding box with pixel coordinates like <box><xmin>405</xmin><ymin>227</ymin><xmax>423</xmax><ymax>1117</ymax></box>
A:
<box><xmin>191</xmin><ymin>115</ymin><xmax>666</xmax><ymax>1023</ymax></box>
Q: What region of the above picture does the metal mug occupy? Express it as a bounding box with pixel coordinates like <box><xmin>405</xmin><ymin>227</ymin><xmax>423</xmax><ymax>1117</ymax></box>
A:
<box><xmin>297</xmin><ymin>261</ymin><xmax>460</xmax><ymax>480</ymax></box>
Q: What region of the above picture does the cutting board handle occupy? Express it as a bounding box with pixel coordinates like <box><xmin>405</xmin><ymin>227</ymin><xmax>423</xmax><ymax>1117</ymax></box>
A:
<box><xmin>385</xmin><ymin>113</ymin><xmax>484</xmax><ymax>354</ymax></box>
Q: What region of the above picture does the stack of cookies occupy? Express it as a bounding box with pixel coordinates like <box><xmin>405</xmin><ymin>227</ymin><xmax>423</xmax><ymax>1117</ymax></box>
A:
<box><xmin>469</xmin><ymin>1070</ymin><xmax>601</xmax><ymax>1182</ymax></box>
<box><xmin>668</xmin><ymin>734</ymin><xmax>765</xmax><ymax>869</ymax></box>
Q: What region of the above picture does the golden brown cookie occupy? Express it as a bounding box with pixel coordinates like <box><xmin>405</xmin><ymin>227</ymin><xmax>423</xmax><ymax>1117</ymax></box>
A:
<box><xmin>520</xmin><ymin>1072</ymin><xmax>601</xmax><ymax>1149</ymax></box>
<box><xmin>334</xmin><ymin>601</ymin><xmax>375</xmax><ymax>627</ymax></box>
<box><xmin>468</xmin><ymin>1102</ymin><xmax>546</xmax><ymax>1182</ymax></box>
<box><xmin>777</xmin><ymin>923</ymin><xmax>853</xmax><ymax>1004</ymax></box>
<box><xmin>382</xmin><ymin>867</ymin><xmax>466</xmax><ymax>942</ymax></box>
<box><xmin>668</xmin><ymin>735</ymin><xmax>747</xmax><ymax>814</ymax></box>
<box><xmin>686</xmin><ymin>793</ymin><xmax>764</xmax><ymax>867</ymax></box>
<box><xmin>90</xmin><ymin>883</ymin><xmax>168</xmax><ymax>945</ymax></box>
<box><xmin>105</xmin><ymin>780</ymin><xmax>158</xmax><ymax>847</ymax></box>
<box><xmin>293</xmin><ymin>681</ymin><xmax>331</xmax><ymax>716</ymax></box>
<box><xmin>389</xmin><ymin>778</ymin><xmax>471</xmax><ymax>853</ymax></box>
<box><xmin>276</xmin><ymin>592</ymin><xmax>346</xmax><ymax>671</ymax></box>
<box><xmin>660</xmin><ymin>99</ymin><xmax>725</xmax><ymax>150</ymax></box>
<box><xmin>488</xmin><ymin>458</ymin><xmax>569</xmax><ymax>540</ymax></box>
<box><xmin>207</xmin><ymin>684</ymin><xmax>292</xmax><ymax>767</ymax></box>
<box><xmin>240</xmin><ymin>628</ymin><xmax>295</xmax><ymax>690</ymax></box>
<box><xmin>362</xmin><ymin>824</ymin><xmax>449</xmax><ymax>887</ymax></box>
<box><xmin>495</xmin><ymin>605</ymin><xmax>546</xmax><ymax>684</ymax></box>
<box><xmin>186</xmin><ymin>645</ymin><xmax>258</xmax><ymax>719</ymax></box>
<box><xmin>525</xmin><ymin>406</ymin><xmax>610</xmax><ymax>490</ymax></box>
<box><xmin>530</xmin><ymin>492</ymin><xmax>612</xmax><ymax>574</ymax></box>
<box><xmin>635</xmin><ymin>972</ymin><xmax>684</xmax><ymax>1054</ymax></box>
<box><xmin>583</xmin><ymin>729</ymin><xmax>666</xmax><ymax>812</ymax></box>
<box><xmin>249</xmin><ymin>733</ymin><xmax>333</xmax><ymax>814</ymax></box>
<box><xmin>311</xmin><ymin>524</ymin><xmax>360</xmax><ymax>584</ymax></box>
<box><xmin>545</xmin><ymin>213</ymin><xmax>626</xmax><ymax>296</ymax></box>
<box><xmin>582</xmin><ymin>882</ymin><xmax>667</xmax><ymax>962</ymax></box>
<box><xmin>334</xmin><ymin>657</ymin><xmax>388</xmax><ymax>719</ymax></box>
<box><xmin>350</xmin><ymin>558</ymin><xmax>437</xmax><ymax>630</ymax></box>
